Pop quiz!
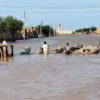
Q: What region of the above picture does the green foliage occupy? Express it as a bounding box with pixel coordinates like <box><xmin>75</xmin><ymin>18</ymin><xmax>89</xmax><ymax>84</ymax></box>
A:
<box><xmin>90</xmin><ymin>26</ymin><xmax>97</xmax><ymax>31</ymax></box>
<box><xmin>0</xmin><ymin>17</ymin><xmax>5</xmax><ymax>33</ymax></box>
<box><xmin>0</xmin><ymin>17</ymin><xmax>2</xmax><ymax>33</ymax></box>
<box><xmin>83</xmin><ymin>28</ymin><xmax>90</xmax><ymax>32</ymax></box>
<box><xmin>5</xmin><ymin>16</ymin><xmax>23</xmax><ymax>33</ymax></box>
<box><xmin>75</xmin><ymin>27</ymin><xmax>96</xmax><ymax>33</ymax></box>
<box><xmin>75</xmin><ymin>29</ymin><xmax>83</xmax><ymax>32</ymax></box>
<box><xmin>36</xmin><ymin>25</ymin><xmax>54</xmax><ymax>36</ymax></box>
<box><xmin>0</xmin><ymin>16</ymin><xmax>23</xmax><ymax>41</ymax></box>
<box><xmin>86</xmin><ymin>28</ymin><xmax>90</xmax><ymax>32</ymax></box>
<box><xmin>43</xmin><ymin>25</ymin><xmax>49</xmax><ymax>34</ymax></box>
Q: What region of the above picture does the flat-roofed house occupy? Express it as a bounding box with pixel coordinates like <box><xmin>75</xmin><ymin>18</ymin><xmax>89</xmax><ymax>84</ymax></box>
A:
<box><xmin>20</xmin><ymin>26</ymin><xmax>38</xmax><ymax>38</ymax></box>
<box><xmin>95</xmin><ymin>27</ymin><xmax>100</xmax><ymax>34</ymax></box>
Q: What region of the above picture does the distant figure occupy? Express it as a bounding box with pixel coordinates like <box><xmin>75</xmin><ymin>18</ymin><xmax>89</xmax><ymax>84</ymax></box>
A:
<box><xmin>65</xmin><ymin>43</ymin><xmax>70</xmax><ymax>51</ymax></box>
<box><xmin>42</xmin><ymin>41</ymin><xmax>49</xmax><ymax>55</ymax></box>
<box><xmin>3</xmin><ymin>40</ymin><xmax>7</xmax><ymax>45</ymax></box>
<box><xmin>64</xmin><ymin>43</ymin><xmax>71</xmax><ymax>54</ymax></box>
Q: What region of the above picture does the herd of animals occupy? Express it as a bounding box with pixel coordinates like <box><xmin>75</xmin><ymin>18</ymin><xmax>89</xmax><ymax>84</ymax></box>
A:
<box><xmin>51</xmin><ymin>45</ymin><xmax>100</xmax><ymax>54</ymax></box>
<box><xmin>20</xmin><ymin>44</ymin><xmax>100</xmax><ymax>55</ymax></box>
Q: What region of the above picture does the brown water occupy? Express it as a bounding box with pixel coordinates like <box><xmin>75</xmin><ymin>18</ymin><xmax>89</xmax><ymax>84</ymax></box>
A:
<box><xmin>0</xmin><ymin>35</ymin><xmax>100</xmax><ymax>100</ymax></box>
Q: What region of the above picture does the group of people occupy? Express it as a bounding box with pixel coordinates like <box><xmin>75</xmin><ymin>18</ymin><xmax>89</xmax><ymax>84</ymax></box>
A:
<box><xmin>40</xmin><ymin>41</ymin><xmax>71</xmax><ymax>55</ymax></box>
<box><xmin>1</xmin><ymin>40</ymin><xmax>71</xmax><ymax>56</ymax></box>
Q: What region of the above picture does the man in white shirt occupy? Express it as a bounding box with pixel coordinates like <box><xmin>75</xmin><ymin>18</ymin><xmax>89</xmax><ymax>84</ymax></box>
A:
<box><xmin>3</xmin><ymin>40</ymin><xmax>7</xmax><ymax>45</ymax></box>
<box><xmin>42</xmin><ymin>41</ymin><xmax>49</xmax><ymax>55</ymax></box>
<box><xmin>63</xmin><ymin>43</ymin><xmax>71</xmax><ymax>54</ymax></box>
<box><xmin>66</xmin><ymin>43</ymin><xmax>70</xmax><ymax>51</ymax></box>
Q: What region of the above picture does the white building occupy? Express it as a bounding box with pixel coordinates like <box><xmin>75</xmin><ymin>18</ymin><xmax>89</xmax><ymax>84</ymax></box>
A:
<box><xmin>56</xmin><ymin>24</ymin><xmax>73</xmax><ymax>35</ymax></box>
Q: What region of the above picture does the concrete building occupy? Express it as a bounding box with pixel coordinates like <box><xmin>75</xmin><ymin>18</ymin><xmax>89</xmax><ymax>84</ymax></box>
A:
<box><xmin>56</xmin><ymin>24</ymin><xmax>73</xmax><ymax>35</ymax></box>
<box><xmin>95</xmin><ymin>27</ymin><xmax>100</xmax><ymax>34</ymax></box>
<box><xmin>20</xmin><ymin>26</ymin><xmax>38</xmax><ymax>38</ymax></box>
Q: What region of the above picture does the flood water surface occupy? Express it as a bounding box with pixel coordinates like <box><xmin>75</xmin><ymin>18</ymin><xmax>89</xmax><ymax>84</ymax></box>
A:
<box><xmin>0</xmin><ymin>35</ymin><xmax>100</xmax><ymax>100</ymax></box>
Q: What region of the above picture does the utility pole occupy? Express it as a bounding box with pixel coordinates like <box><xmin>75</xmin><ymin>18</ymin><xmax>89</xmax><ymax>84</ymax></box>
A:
<box><xmin>40</xmin><ymin>20</ymin><xmax>43</xmax><ymax>38</ymax></box>
<box><xmin>54</xmin><ymin>29</ymin><xmax>56</xmax><ymax>36</ymax></box>
<box><xmin>49</xmin><ymin>23</ymin><xmax>51</xmax><ymax>37</ymax></box>
<box><xmin>23</xmin><ymin>11</ymin><xmax>26</xmax><ymax>42</ymax></box>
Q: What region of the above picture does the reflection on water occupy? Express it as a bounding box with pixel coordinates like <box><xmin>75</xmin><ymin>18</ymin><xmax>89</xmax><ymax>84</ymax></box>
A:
<box><xmin>0</xmin><ymin>57</ymin><xmax>13</xmax><ymax>62</ymax></box>
<box><xmin>43</xmin><ymin>54</ymin><xmax>49</xmax><ymax>61</ymax></box>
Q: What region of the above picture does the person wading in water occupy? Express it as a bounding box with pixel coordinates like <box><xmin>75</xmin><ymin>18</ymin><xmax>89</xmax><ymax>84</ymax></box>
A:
<box><xmin>42</xmin><ymin>41</ymin><xmax>50</xmax><ymax>55</ymax></box>
<box><xmin>64</xmin><ymin>43</ymin><xmax>71</xmax><ymax>54</ymax></box>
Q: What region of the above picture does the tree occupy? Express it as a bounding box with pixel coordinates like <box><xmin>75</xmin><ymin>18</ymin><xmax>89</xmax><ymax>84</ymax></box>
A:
<box><xmin>0</xmin><ymin>17</ymin><xmax>6</xmax><ymax>40</ymax></box>
<box><xmin>4</xmin><ymin>16</ymin><xmax>23</xmax><ymax>41</ymax></box>
<box><xmin>0</xmin><ymin>17</ymin><xmax>2</xmax><ymax>33</ymax></box>
<box><xmin>86</xmin><ymin>28</ymin><xmax>90</xmax><ymax>32</ymax></box>
<box><xmin>42</xmin><ymin>25</ymin><xmax>49</xmax><ymax>36</ymax></box>
<box><xmin>36</xmin><ymin>25</ymin><xmax>54</xmax><ymax>37</ymax></box>
<box><xmin>36</xmin><ymin>25</ymin><xmax>43</xmax><ymax>32</ymax></box>
<box><xmin>75</xmin><ymin>29</ymin><xmax>83</xmax><ymax>32</ymax></box>
<box><xmin>90</xmin><ymin>26</ymin><xmax>97</xmax><ymax>32</ymax></box>
<box><xmin>83</xmin><ymin>28</ymin><xmax>87</xmax><ymax>32</ymax></box>
<box><xmin>83</xmin><ymin>28</ymin><xmax>90</xmax><ymax>32</ymax></box>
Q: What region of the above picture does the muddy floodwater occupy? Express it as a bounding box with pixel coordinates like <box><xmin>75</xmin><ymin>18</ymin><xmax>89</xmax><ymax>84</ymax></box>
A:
<box><xmin>0</xmin><ymin>35</ymin><xmax>100</xmax><ymax>100</ymax></box>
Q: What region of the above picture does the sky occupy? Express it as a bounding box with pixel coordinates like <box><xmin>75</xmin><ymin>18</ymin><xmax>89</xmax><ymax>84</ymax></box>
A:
<box><xmin>0</xmin><ymin>0</ymin><xmax>100</xmax><ymax>31</ymax></box>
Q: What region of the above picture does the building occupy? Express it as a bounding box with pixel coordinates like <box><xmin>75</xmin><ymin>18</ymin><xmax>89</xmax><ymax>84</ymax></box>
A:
<box><xmin>56</xmin><ymin>24</ymin><xmax>73</xmax><ymax>35</ymax></box>
<box><xmin>95</xmin><ymin>27</ymin><xmax>100</xmax><ymax>34</ymax></box>
<box><xmin>20</xmin><ymin>26</ymin><xmax>38</xmax><ymax>38</ymax></box>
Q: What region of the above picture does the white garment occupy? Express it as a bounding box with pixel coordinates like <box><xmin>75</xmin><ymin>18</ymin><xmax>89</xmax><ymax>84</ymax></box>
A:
<box><xmin>3</xmin><ymin>40</ymin><xmax>7</xmax><ymax>45</ymax></box>
<box><xmin>43</xmin><ymin>44</ymin><xmax>49</xmax><ymax>55</ymax></box>
<box><xmin>66</xmin><ymin>45</ymin><xmax>70</xmax><ymax>51</ymax></box>
<box><xmin>0</xmin><ymin>48</ymin><xmax>2</xmax><ymax>57</ymax></box>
